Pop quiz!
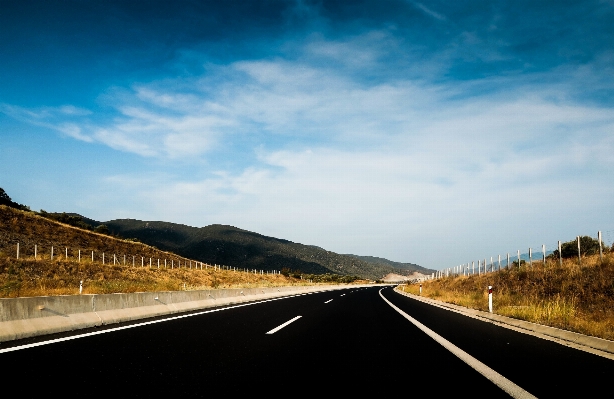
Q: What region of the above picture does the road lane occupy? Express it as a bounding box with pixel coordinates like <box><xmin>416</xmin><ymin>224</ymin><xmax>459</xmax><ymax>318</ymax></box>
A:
<box><xmin>381</xmin><ymin>287</ymin><xmax>614</xmax><ymax>397</ymax></box>
<box><xmin>4</xmin><ymin>286</ymin><xmax>597</xmax><ymax>396</ymax></box>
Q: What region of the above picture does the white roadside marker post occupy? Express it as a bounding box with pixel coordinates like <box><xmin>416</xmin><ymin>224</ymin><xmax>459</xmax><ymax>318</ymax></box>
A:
<box><xmin>419</xmin><ymin>283</ymin><xmax>422</xmax><ymax>295</ymax></box>
<box><xmin>488</xmin><ymin>286</ymin><xmax>493</xmax><ymax>313</ymax></box>
<box><xmin>16</xmin><ymin>242</ymin><xmax>19</xmax><ymax>259</ymax></box>
<box><xmin>79</xmin><ymin>280</ymin><xmax>83</xmax><ymax>295</ymax></box>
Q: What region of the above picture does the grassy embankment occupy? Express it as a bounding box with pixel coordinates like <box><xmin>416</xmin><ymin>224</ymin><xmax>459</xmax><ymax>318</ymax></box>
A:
<box><xmin>400</xmin><ymin>252</ymin><xmax>614</xmax><ymax>341</ymax></box>
<box><xmin>0</xmin><ymin>205</ymin><xmax>355</xmax><ymax>298</ymax></box>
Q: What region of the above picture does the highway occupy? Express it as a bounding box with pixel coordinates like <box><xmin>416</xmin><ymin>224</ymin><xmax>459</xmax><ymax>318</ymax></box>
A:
<box><xmin>2</xmin><ymin>286</ymin><xmax>612</xmax><ymax>396</ymax></box>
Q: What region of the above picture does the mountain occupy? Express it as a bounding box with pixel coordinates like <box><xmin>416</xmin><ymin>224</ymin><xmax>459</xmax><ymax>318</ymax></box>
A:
<box><xmin>100</xmin><ymin>218</ymin><xmax>434</xmax><ymax>280</ymax></box>
<box><xmin>0</xmin><ymin>187</ymin><xmax>433</xmax><ymax>280</ymax></box>
<box><xmin>344</xmin><ymin>255</ymin><xmax>432</xmax><ymax>275</ymax></box>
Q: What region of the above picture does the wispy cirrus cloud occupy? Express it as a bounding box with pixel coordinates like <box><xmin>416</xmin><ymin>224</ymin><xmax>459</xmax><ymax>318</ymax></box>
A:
<box><xmin>410</xmin><ymin>1</ymin><xmax>447</xmax><ymax>21</ymax></box>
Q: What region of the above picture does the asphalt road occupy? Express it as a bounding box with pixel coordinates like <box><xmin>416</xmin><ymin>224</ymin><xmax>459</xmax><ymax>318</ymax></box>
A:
<box><xmin>2</xmin><ymin>286</ymin><xmax>612</xmax><ymax>396</ymax></box>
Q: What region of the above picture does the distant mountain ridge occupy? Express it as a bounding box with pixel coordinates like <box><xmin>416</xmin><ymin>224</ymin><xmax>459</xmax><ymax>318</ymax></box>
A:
<box><xmin>96</xmin><ymin>218</ymin><xmax>434</xmax><ymax>280</ymax></box>
<box><xmin>0</xmin><ymin>187</ymin><xmax>433</xmax><ymax>280</ymax></box>
<box><xmin>345</xmin><ymin>255</ymin><xmax>427</xmax><ymax>273</ymax></box>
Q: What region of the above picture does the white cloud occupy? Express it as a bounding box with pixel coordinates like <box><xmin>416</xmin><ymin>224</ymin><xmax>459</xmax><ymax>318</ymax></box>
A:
<box><xmin>4</xmin><ymin>34</ymin><xmax>614</xmax><ymax>267</ymax></box>
<box><xmin>410</xmin><ymin>1</ymin><xmax>447</xmax><ymax>21</ymax></box>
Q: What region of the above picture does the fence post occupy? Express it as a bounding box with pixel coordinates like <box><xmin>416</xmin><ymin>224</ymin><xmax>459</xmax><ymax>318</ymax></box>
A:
<box><xmin>92</xmin><ymin>251</ymin><xmax>94</xmax><ymax>263</ymax></box>
<box><xmin>558</xmin><ymin>241</ymin><xmax>562</xmax><ymax>267</ymax></box>
<box><xmin>51</xmin><ymin>246</ymin><xmax>54</xmax><ymax>260</ymax></box>
<box><xmin>16</xmin><ymin>242</ymin><xmax>19</xmax><ymax>259</ymax></box>
<box><xmin>577</xmin><ymin>236</ymin><xmax>581</xmax><ymax>265</ymax></box>
<box><xmin>35</xmin><ymin>245</ymin><xmax>37</xmax><ymax>260</ymax></box>
<box><xmin>517</xmin><ymin>250</ymin><xmax>520</xmax><ymax>268</ymax></box>
<box><xmin>102</xmin><ymin>253</ymin><xmax>105</xmax><ymax>264</ymax></box>
<box><xmin>529</xmin><ymin>248</ymin><xmax>532</xmax><ymax>267</ymax></box>
<box><xmin>598</xmin><ymin>231</ymin><xmax>603</xmax><ymax>261</ymax></box>
<box><xmin>79</xmin><ymin>250</ymin><xmax>81</xmax><ymax>262</ymax></box>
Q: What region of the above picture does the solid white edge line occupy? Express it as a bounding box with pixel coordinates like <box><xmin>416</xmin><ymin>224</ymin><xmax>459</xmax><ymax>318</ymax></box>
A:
<box><xmin>379</xmin><ymin>288</ymin><xmax>537</xmax><ymax>399</ymax></box>
<box><xmin>266</xmin><ymin>316</ymin><xmax>302</xmax><ymax>334</ymax></box>
<box><xmin>324</xmin><ymin>299</ymin><xmax>333</xmax><ymax>303</ymax></box>
<box><xmin>1</xmin><ymin>289</ymin><xmax>342</xmax><ymax>354</ymax></box>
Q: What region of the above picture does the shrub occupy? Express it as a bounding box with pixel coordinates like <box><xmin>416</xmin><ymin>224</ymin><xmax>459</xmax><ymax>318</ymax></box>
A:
<box><xmin>552</xmin><ymin>236</ymin><xmax>602</xmax><ymax>259</ymax></box>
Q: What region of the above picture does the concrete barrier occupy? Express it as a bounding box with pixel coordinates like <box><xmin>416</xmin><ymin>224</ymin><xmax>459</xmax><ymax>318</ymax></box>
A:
<box><xmin>0</xmin><ymin>285</ymin><xmax>363</xmax><ymax>343</ymax></box>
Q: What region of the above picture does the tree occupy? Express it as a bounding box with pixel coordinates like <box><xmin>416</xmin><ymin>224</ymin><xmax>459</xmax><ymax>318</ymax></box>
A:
<box><xmin>95</xmin><ymin>224</ymin><xmax>110</xmax><ymax>235</ymax></box>
<box><xmin>552</xmin><ymin>236</ymin><xmax>601</xmax><ymax>259</ymax></box>
<box><xmin>0</xmin><ymin>187</ymin><xmax>30</xmax><ymax>211</ymax></box>
<box><xmin>0</xmin><ymin>187</ymin><xmax>11</xmax><ymax>202</ymax></box>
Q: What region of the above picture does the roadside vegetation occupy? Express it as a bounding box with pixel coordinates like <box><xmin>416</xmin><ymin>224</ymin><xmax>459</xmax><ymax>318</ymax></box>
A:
<box><xmin>401</xmin><ymin>243</ymin><xmax>614</xmax><ymax>341</ymax></box>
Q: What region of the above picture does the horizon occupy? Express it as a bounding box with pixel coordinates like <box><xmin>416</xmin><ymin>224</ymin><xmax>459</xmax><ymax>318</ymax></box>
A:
<box><xmin>2</xmin><ymin>1</ymin><xmax>613</xmax><ymax>269</ymax></box>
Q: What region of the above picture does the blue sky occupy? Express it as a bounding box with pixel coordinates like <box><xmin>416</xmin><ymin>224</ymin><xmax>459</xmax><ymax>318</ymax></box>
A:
<box><xmin>2</xmin><ymin>1</ymin><xmax>614</xmax><ymax>269</ymax></box>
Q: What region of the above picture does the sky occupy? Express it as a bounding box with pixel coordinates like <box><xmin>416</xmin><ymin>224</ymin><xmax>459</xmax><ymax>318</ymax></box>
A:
<box><xmin>1</xmin><ymin>0</ymin><xmax>614</xmax><ymax>270</ymax></box>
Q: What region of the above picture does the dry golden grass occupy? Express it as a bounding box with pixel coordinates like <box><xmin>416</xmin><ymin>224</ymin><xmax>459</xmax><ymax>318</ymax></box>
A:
<box><xmin>0</xmin><ymin>257</ymin><xmax>313</xmax><ymax>297</ymax></box>
<box><xmin>0</xmin><ymin>205</ymin><xmax>334</xmax><ymax>297</ymax></box>
<box><xmin>401</xmin><ymin>253</ymin><xmax>614</xmax><ymax>341</ymax></box>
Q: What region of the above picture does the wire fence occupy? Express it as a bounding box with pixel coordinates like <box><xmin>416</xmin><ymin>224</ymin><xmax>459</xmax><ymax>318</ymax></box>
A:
<box><xmin>5</xmin><ymin>241</ymin><xmax>281</xmax><ymax>276</ymax></box>
<box><xmin>431</xmin><ymin>230</ymin><xmax>612</xmax><ymax>280</ymax></box>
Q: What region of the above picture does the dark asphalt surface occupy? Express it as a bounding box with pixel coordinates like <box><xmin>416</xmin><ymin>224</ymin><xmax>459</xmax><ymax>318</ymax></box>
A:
<box><xmin>2</xmin><ymin>286</ymin><xmax>612</xmax><ymax>396</ymax></box>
